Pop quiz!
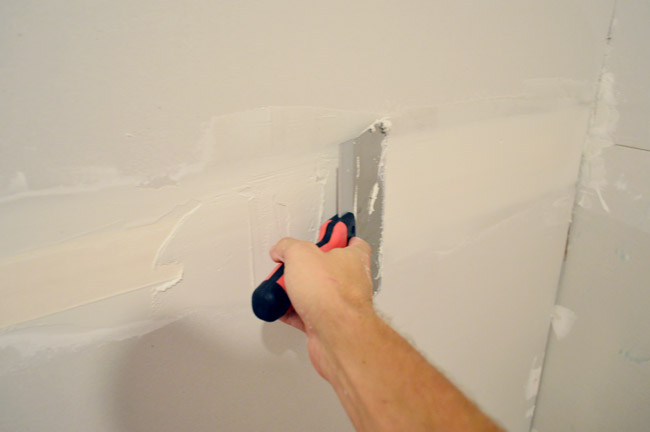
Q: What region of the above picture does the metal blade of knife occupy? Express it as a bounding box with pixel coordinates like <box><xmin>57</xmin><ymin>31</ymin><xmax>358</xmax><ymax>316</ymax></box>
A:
<box><xmin>337</xmin><ymin>121</ymin><xmax>389</xmax><ymax>292</ymax></box>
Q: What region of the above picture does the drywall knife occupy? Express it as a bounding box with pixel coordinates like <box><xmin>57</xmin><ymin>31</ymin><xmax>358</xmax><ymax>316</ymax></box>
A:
<box><xmin>251</xmin><ymin>121</ymin><xmax>389</xmax><ymax>322</ymax></box>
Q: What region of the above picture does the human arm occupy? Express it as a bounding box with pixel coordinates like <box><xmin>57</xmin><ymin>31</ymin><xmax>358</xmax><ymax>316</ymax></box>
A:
<box><xmin>270</xmin><ymin>237</ymin><xmax>504</xmax><ymax>432</ymax></box>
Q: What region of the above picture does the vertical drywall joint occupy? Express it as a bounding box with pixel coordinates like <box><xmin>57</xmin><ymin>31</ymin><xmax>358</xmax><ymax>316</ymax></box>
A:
<box><xmin>529</xmin><ymin>1</ymin><xmax>619</xmax><ymax>428</ymax></box>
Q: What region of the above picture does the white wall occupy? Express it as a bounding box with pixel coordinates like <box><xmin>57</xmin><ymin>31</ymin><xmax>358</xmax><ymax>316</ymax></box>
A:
<box><xmin>533</xmin><ymin>1</ymin><xmax>650</xmax><ymax>430</ymax></box>
<box><xmin>0</xmin><ymin>2</ymin><xmax>615</xmax><ymax>431</ymax></box>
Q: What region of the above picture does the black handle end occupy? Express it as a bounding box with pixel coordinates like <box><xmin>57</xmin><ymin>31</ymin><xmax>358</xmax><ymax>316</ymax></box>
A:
<box><xmin>339</xmin><ymin>212</ymin><xmax>356</xmax><ymax>240</ymax></box>
<box><xmin>252</xmin><ymin>280</ymin><xmax>291</xmax><ymax>322</ymax></box>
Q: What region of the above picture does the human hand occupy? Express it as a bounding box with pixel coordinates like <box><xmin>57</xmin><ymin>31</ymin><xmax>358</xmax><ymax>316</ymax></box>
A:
<box><xmin>269</xmin><ymin>236</ymin><xmax>374</xmax><ymax>379</ymax></box>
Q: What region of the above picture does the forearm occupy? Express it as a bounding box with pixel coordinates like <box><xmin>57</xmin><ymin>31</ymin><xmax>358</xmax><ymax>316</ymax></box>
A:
<box><xmin>316</xmin><ymin>305</ymin><xmax>503</xmax><ymax>432</ymax></box>
<box><xmin>270</xmin><ymin>238</ymin><xmax>502</xmax><ymax>431</ymax></box>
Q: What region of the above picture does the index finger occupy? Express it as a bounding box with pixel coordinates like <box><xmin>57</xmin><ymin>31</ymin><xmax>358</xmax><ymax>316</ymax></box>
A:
<box><xmin>269</xmin><ymin>237</ymin><xmax>301</xmax><ymax>263</ymax></box>
<box><xmin>269</xmin><ymin>237</ymin><xmax>319</xmax><ymax>263</ymax></box>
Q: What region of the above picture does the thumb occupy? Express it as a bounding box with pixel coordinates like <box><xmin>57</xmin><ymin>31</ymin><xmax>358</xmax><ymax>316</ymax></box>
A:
<box><xmin>347</xmin><ymin>237</ymin><xmax>372</xmax><ymax>263</ymax></box>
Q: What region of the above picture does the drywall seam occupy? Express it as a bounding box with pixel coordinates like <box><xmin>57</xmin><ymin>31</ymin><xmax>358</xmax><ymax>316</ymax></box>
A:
<box><xmin>578</xmin><ymin>71</ymin><xmax>618</xmax><ymax>213</ymax></box>
<box><xmin>0</xmin><ymin>106</ymin><xmax>381</xmax><ymax>205</ymax></box>
<box><xmin>529</xmin><ymin>1</ymin><xmax>619</xmax><ymax>426</ymax></box>
<box><xmin>576</xmin><ymin>0</ymin><xmax>620</xmax><ymax>214</ymax></box>
<box><xmin>0</xmin><ymin>155</ymin><xmax>336</xmax><ymax>328</ymax></box>
<box><xmin>0</xmin><ymin>93</ymin><xmax>594</xmax><ymax>329</ymax></box>
<box><xmin>0</xmin><ymin>203</ymin><xmax>193</xmax><ymax>328</ymax></box>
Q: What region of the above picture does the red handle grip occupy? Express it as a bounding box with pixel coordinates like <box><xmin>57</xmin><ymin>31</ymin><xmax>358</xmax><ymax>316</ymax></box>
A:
<box><xmin>251</xmin><ymin>212</ymin><xmax>356</xmax><ymax>322</ymax></box>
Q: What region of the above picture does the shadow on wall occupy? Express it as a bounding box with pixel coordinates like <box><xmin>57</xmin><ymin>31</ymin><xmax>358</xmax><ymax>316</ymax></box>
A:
<box><xmin>111</xmin><ymin>316</ymin><xmax>350</xmax><ymax>432</ymax></box>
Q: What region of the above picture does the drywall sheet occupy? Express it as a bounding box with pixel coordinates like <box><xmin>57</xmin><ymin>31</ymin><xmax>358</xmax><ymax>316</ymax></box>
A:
<box><xmin>533</xmin><ymin>1</ymin><xmax>650</xmax><ymax>428</ymax></box>
<box><xmin>532</xmin><ymin>146</ymin><xmax>650</xmax><ymax>431</ymax></box>
<box><xmin>375</xmin><ymin>99</ymin><xmax>591</xmax><ymax>432</ymax></box>
<box><xmin>0</xmin><ymin>1</ymin><xmax>617</xmax><ymax>431</ymax></box>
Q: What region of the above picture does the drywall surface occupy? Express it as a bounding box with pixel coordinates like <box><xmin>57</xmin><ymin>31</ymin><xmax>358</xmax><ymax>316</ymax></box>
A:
<box><xmin>0</xmin><ymin>107</ymin><xmax>359</xmax><ymax>432</ymax></box>
<box><xmin>376</xmin><ymin>99</ymin><xmax>590</xmax><ymax>432</ymax></box>
<box><xmin>0</xmin><ymin>106</ymin><xmax>374</xmax><ymax>327</ymax></box>
<box><xmin>1</xmin><ymin>1</ymin><xmax>615</xmax><ymax>431</ymax></box>
<box><xmin>533</xmin><ymin>2</ymin><xmax>650</xmax><ymax>430</ymax></box>
<box><xmin>0</xmin><ymin>100</ymin><xmax>590</xmax><ymax>432</ymax></box>
<box><xmin>0</xmin><ymin>0</ymin><xmax>614</xmax><ymax>197</ymax></box>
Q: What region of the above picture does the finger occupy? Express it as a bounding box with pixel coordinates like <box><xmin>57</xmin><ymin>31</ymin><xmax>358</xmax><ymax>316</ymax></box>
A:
<box><xmin>348</xmin><ymin>236</ymin><xmax>372</xmax><ymax>260</ymax></box>
<box><xmin>269</xmin><ymin>237</ymin><xmax>302</xmax><ymax>263</ymax></box>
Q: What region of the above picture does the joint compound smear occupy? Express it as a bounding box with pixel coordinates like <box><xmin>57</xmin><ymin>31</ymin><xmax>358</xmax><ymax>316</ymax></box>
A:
<box><xmin>551</xmin><ymin>305</ymin><xmax>578</xmax><ymax>340</ymax></box>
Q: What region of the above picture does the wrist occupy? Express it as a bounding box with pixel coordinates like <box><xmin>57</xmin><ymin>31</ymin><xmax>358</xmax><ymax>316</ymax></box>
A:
<box><xmin>312</xmin><ymin>291</ymin><xmax>376</xmax><ymax>344</ymax></box>
<box><xmin>308</xmin><ymin>296</ymin><xmax>379</xmax><ymax>380</ymax></box>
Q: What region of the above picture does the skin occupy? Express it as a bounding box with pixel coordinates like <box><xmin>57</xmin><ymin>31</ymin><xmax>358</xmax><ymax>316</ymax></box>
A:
<box><xmin>270</xmin><ymin>236</ymin><xmax>504</xmax><ymax>432</ymax></box>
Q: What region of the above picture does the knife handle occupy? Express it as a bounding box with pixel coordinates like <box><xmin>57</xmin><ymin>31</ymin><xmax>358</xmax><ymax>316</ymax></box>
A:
<box><xmin>251</xmin><ymin>212</ymin><xmax>356</xmax><ymax>322</ymax></box>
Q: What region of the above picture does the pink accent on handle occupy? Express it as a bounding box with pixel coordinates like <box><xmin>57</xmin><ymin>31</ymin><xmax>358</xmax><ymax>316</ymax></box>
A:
<box><xmin>320</xmin><ymin>221</ymin><xmax>349</xmax><ymax>252</ymax></box>
<box><xmin>317</xmin><ymin>219</ymin><xmax>332</xmax><ymax>242</ymax></box>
